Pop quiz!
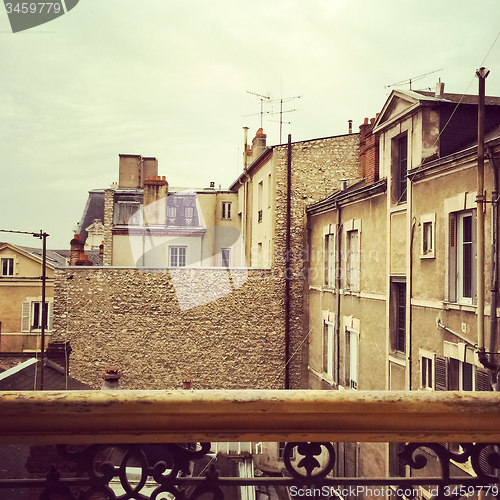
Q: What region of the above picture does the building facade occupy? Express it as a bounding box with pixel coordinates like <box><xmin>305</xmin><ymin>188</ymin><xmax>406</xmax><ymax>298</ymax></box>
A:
<box><xmin>306</xmin><ymin>81</ymin><xmax>500</xmax><ymax>484</ymax></box>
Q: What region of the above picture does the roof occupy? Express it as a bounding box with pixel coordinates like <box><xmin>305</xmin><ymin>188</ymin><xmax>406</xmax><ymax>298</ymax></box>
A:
<box><xmin>0</xmin><ymin>358</ymin><xmax>90</xmax><ymax>391</ymax></box>
<box><xmin>412</xmin><ymin>90</ymin><xmax>500</xmax><ymax>107</ymax></box>
<box><xmin>16</xmin><ymin>246</ymin><xmax>103</xmax><ymax>267</ymax></box>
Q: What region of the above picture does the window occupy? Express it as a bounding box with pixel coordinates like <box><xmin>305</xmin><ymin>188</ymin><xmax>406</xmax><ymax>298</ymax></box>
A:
<box><xmin>391</xmin><ymin>133</ymin><xmax>408</xmax><ymax>204</ymax></box>
<box><xmin>457</xmin><ymin>212</ymin><xmax>473</xmax><ymax>302</ymax></box>
<box><xmin>221</xmin><ymin>248</ymin><xmax>230</xmax><ymax>268</ymax></box>
<box><xmin>421</xmin><ymin>355</ymin><xmax>433</xmax><ymax>389</ymax></box>
<box><xmin>324</xmin><ymin>227</ymin><xmax>336</xmax><ymax>288</ymax></box>
<box><xmin>1</xmin><ymin>258</ymin><xmax>14</xmax><ymax>276</ymax></box>
<box><xmin>257</xmin><ymin>181</ymin><xmax>263</xmax><ymax>223</ymax></box>
<box><xmin>169</xmin><ymin>246</ymin><xmax>186</xmax><ymax>267</ymax></box>
<box><xmin>420</xmin><ymin>213</ymin><xmax>436</xmax><ymax>258</ymax></box>
<box><xmin>115</xmin><ymin>202</ymin><xmax>140</xmax><ymax>226</ymax></box>
<box><xmin>433</xmin><ymin>342</ymin><xmax>491</xmax><ymax>392</ymax></box>
<box><xmin>449</xmin><ymin>210</ymin><xmax>475</xmax><ymax>304</ymax></box>
<box><xmin>268</xmin><ymin>174</ymin><xmax>272</xmax><ymax>208</ymax></box>
<box><xmin>222</xmin><ymin>202</ymin><xmax>231</xmax><ymax>220</ymax></box>
<box><xmin>184</xmin><ymin>206</ymin><xmax>194</xmax><ymax>218</ymax></box>
<box><xmin>346</xmin><ymin>230</ymin><xmax>360</xmax><ymax>290</ymax></box>
<box><xmin>394</xmin><ymin>281</ymin><xmax>406</xmax><ymax>353</ymax></box>
<box><xmin>323</xmin><ymin>320</ymin><xmax>336</xmax><ymax>382</ymax></box>
<box><xmin>167</xmin><ymin>206</ymin><xmax>177</xmax><ymax>219</ymax></box>
<box><xmin>346</xmin><ymin>327</ymin><xmax>358</xmax><ymax>389</ymax></box>
<box><xmin>21</xmin><ymin>301</ymin><xmax>53</xmax><ymax>332</ymax></box>
<box><xmin>258</xmin><ymin>210</ymin><xmax>263</xmax><ymax>223</ymax></box>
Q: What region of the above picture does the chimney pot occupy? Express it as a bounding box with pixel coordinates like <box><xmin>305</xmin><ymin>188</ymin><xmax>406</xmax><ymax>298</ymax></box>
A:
<box><xmin>364</xmin><ymin>117</ymin><xmax>369</xmax><ymax>125</ymax></box>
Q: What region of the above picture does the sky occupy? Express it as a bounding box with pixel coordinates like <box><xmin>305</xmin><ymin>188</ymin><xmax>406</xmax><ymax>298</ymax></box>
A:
<box><xmin>1</xmin><ymin>0</ymin><xmax>500</xmax><ymax>249</ymax></box>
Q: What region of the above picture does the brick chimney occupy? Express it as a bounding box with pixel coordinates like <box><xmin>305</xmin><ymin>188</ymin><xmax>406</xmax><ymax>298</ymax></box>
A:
<box><xmin>101</xmin><ymin>366</ymin><xmax>121</xmax><ymax>390</ymax></box>
<box><xmin>75</xmin><ymin>253</ymin><xmax>93</xmax><ymax>266</ymax></box>
<box><xmin>143</xmin><ymin>175</ymin><xmax>168</xmax><ymax>226</ymax></box>
<box><xmin>69</xmin><ymin>234</ymin><xmax>84</xmax><ymax>266</ymax></box>
<box><xmin>358</xmin><ymin>117</ymin><xmax>380</xmax><ymax>184</ymax></box>
<box><xmin>252</xmin><ymin>128</ymin><xmax>267</xmax><ymax>161</ymax></box>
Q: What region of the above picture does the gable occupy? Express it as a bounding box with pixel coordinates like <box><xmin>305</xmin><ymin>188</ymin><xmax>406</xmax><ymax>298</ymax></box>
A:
<box><xmin>0</xmin><ymin>244</ymin><xmax>54</xmax><ymax>278</ymax></box>
<box><xmin>373</xmin><ymin>91</ymin><xmax>421</xmax><ymax>132</ymax></box>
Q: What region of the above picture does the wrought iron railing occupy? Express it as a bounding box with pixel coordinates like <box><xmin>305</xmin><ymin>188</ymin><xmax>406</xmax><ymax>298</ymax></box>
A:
<box><xmin>0</xmin><ymin>390</ymin><xmax>499</xmax><ymax>499</ymax></box>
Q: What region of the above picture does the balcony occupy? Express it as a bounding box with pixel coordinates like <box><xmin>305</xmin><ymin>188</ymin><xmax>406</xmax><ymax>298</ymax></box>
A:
<box><xmin>0</xmin><ymin>390</ymin><xmax>499</xmax><ymax>499</ymax></box>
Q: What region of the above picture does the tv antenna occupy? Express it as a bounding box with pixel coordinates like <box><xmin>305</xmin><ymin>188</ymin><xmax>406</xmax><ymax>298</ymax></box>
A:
<box><xmin>245</xmin><ymin>91</ymin><xmax>270</xmax><ymax>128</ymax></box>
<box><xmin>386</xmin><ymin>68</ymin><xmax>443</xmax><ymax>90</ymax></box>
<box><xmin>245</xmin><ymin>91</ymin><xmax>302</xmax><ymax>143</ymax></box>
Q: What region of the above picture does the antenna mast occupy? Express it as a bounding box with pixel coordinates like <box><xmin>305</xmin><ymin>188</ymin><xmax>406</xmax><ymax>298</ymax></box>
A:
<box><xmin>386</xmin><ymin>68</ymin><xmax>443</xmax><ymax>90</ymax></box>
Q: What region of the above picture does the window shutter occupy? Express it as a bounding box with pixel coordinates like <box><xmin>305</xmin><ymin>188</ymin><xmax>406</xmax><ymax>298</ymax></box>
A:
<box><xmin>435</xmin><ymin>355</ymin><xmax>448</xmax><ymax>391</ymax></box>
<box><xmin>475</xmin><ymin>368</ymin><xmax>491</xmax><ymax>391</ymax></box>
<box><xmin>21</xmin><ymin>301</ymin><xmax>30</xmax><ymax>332</ymax></box>
<box><xmin>47</xmin><ymin>302</ymin><xmax>54</xmax><ymax>332</ymax></box>
<box><xmin>448</xmin><ymin>213</ymin><xmax>457</xmax><ymax>302</ymax></box>
<box><xmin>345</xmin><ymin>442</ymin><xmax>357</xmax><ymax>478</ymax></box>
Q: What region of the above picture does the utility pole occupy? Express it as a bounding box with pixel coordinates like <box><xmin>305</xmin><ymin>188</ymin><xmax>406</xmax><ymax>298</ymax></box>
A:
<box><xmin>0</xmin><ymin>228</ymin><xmax>49</xmax><ymax>389</ymax></box>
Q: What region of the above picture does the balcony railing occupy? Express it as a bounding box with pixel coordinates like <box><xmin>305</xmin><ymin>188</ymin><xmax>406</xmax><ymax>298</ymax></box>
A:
<box><xmin>0</xmin><ymin>390</ymin><xmax>499</xmax><ymax>499</ymax></box>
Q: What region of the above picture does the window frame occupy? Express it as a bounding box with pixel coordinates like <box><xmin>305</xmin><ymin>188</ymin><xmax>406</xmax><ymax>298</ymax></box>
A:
<box><xmin>1</xmin><ymin>257</ymin><xmax>14</xmax><ymax>276</ymax></box>
<box><xmin>322</xmin><ymin>318</ymin><xmax>337</xmax><ymax>383</ymax></box>
<box><xmin>21</xmin><ymin>300</ymin><xmax>53</xmax><ymax>332</ymax></box>
<box><xmin>221</xmin><ymin>202</ymin><xmax>232</xmax><ymax>220</ymax></box>
<box><xmin>391</xmin><ymin>132</ymin><xmax>409</xmax><ymax>204</ymax></box>
<box><xmin>169</xmin><ymin>246</ymin><xmax>187</xmax><ymax>268</ymax></box>
<box><xmin>323</xmin><ymin>225</ymin><xmax>336</xmax><ymax>289</ymax></box>
<box><xmin>114</xmin><ymin>201</ymin><xmax>141</xmax><ymax>226</ymax></box>
<box><xmin>345</xmin><ymin>326</ymin><xmax>359</xmax><ymax>390</ymax></box>
<box><xmin>221</xmin><ymin>248</ymin><xmax>230</xmax><ymax>268</ymax></box>
<box><xmin>420</xmin><ymin>213</ymin><xmax>436</xmax><ymax>259</ymax></box>
<box><xmin>346</xmin><ymin>230</ymin><xmax>360</xmax><ymax>291</ymax></box>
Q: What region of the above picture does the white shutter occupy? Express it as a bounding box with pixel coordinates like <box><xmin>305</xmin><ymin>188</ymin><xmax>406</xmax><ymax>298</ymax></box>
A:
<box><xmin>47</xmin><ymin>302</ymin><xmax>54</xmax><ymax>332</ymax></box>
<box><xmin>21</xmin><ymin>301</ymin><xmax>31</xmax><ymax>332</ymax></box>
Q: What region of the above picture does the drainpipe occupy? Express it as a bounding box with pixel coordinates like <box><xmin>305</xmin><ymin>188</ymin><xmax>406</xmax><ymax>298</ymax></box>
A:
<box><xmin>484</xmin><ymin>147</ymin><xmax>500</xmax><ymax>378</ymax></box>
<box><xmin>284</xmin><ymin>134</ymin><xmax>292</xmax><ymax>389</ymax></box>
<box><xmin>476</xmin><ymin>67</ymin><xmax>490</xmax><ymax>368</ymax></box>
<box><xmin>335</xmin><ymin>201</ymin><xmax>342</xmax><ymax>388</ymax></box>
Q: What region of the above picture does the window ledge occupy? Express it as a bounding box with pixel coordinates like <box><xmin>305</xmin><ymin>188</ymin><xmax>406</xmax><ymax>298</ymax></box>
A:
<box><xmin>344</xmin><ymin>289</ymin><xmax>361</xmax><ymax>297</ymax></box>
<box><xmin>443</xmin><ymin>302</ymin><xmax>476</xmax><ymax>312</ymax></box>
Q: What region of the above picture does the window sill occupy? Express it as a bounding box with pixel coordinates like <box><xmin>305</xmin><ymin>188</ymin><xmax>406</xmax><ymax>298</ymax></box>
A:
<box><xmin>344</xmin><ymin>289</ymin><xmax>360</xmax><ymax>297</ymax></box>
<box><xmin>443</xmin><ymin>301</ymin><xmax>476</xmax><ymax>312</ymax></box>
<box><xmin>389</xmin><ymin>353</ymin><xmax>406</xmax><ymax>366</ymax></box>
<box><xmin>419</xmin><ymin>253</ymin><xmax>435</xmax><ymax>259</ymax></box>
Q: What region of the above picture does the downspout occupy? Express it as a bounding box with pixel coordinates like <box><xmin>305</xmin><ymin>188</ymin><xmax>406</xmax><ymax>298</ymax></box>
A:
<box><xmin>484</xmin><ymin>147</ymin><xmax>500</xmax><ymax>377</ymax></box>
<box><xmin>335</xmin><ymin>201</ymin><xmax>342</xmax><ymax>388</ymax></box>
<box><xmin>408</xmin><ymin>217</ymin><xmax>416</xmax><ymax>391</ymax></box>
<box><xmin>476</xmin><ymin>67</ymin><xmax>490</xmax><ymax>368</ymax></box>
<box><xmin>284</xmin><ymin>134</ymin><xmax>292</xmax><ymax>389</ymax></box>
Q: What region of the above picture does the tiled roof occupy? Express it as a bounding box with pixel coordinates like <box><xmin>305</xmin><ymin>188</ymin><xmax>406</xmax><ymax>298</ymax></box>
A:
<box><xmin>0</xmin><ymin>358</ymin><xmax>90</xmax><ymax>391</ymax></box>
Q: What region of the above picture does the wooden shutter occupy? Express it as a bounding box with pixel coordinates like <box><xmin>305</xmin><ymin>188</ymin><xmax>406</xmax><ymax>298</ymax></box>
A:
<box><xmin>47</xmin><ymin>302</ymin><xmax>54</xmax><ymax>332</ymax></box>
<box><xmin>435</xmin><ymin>355</ymin><xmax>448</xmax><ymax>391</ymax></box>
<box><xmin>21</xmin><ymin>301</ymin><xmax>30</xmax><ymax>332</ymax></box>
<box><xmin>475</xmin><ymin>368</ymin><xmax>491</xmax><ymax>391</ymax></box>
<box><xmin>345</xmin><ymin>442</ymin><xmax>357</xmax><ymax>478</ymax></box>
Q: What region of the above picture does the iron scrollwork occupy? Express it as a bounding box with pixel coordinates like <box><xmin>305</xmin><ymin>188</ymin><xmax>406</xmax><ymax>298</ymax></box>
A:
<box><xmin>1</xmin><ymin>441</ymin><xmax>500</xmax><ymax>499</ymax></box>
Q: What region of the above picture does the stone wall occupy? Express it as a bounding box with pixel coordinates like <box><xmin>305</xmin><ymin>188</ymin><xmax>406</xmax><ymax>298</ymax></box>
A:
<box><xmin>53</xmin><ymin>267</ymin><xmax>285</xmax><ymax>390</ymax></box>
<box><xmin>272</xmin><ymin>134</ymin><xmax>360</xmax><ymax>388</ymax></box>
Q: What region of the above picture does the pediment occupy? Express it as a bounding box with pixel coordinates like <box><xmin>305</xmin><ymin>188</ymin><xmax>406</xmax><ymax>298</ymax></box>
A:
<box><xmin>373</xmin><ymin>91</ymin><xmax>421</xmax><ymax>131</ymax></box>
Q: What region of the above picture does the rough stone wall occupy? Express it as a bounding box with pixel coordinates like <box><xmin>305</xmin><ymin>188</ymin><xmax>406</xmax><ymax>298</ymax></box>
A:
<box><xmin>272</xmin><ymin>134</ymin><xmax>360</xmax><ymax>388</ymax></box>
<box><xmin>102</xmin><ymin>189</ymin><xmax>114</xmax><ymax>266</ymax></box>
<box><xmin>53</xmin><ymin>267</ymin><xmax>285</xmax><ymax>390</ymax></box>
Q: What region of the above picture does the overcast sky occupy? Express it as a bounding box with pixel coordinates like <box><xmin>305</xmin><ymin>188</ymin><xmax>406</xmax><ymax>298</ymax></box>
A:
<box><xmin>1</xmin><ymin>0</ymin><xmax>500</xmax><ymax>249</ymax></box>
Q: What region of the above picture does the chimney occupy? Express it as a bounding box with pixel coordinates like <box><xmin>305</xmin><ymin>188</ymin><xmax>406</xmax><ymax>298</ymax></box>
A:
<box><xmin>182</xmin><ymin>376</ymin><xmax>192</xmax><ymax>390</ymax></box>
<box><xmin>69</xmin><ymin>234</ymin><xmax>85</xmax><ymax>266</ymax></box>
<box><xmin>348</xmin><ymin>120</ymin><xmax>353</xmax><ymax>134</ymax></box>
<box><xmin>358</xmin><ymin>117</ymin><xmax>380</xmax><ymax>184</ymax></box>
<box><xmin>435</xmin><ymin>80</ymin><xmax>445</xmax><ymax>99</ymax></box>
<box><xmin>75</xmin><ymin>253</ymin><xmax>93</xmax><ymax>266</ymax></box>
<box><xmin>99</xmin><ymin>241</ymin><xmax>104</xmax><ymax>256</ymax></box>
<box><xmin>252</xmin><ymin>128</ymin><xmax>267</xmax><ymax>161</ymax></box>
<box><xmin>45</xmin><ymin>340</ymin><xmax>71</xmax><ymax>374</ymax></box>
<box><xmin>143</xmin><ymin>175</ymin><xmax>168</xmax><ymax>226</ymax></box>
<box><xmin>101</xmin><ymin>366</ymin><xmax>120</xmax><ymax>390</ymax></box>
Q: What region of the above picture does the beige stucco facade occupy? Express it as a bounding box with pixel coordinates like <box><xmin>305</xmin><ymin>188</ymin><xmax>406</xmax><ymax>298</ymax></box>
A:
<box><xmin>0</xmin><ymin>243</ymin><xmax>54</xmax><ymax>352</ymax></box>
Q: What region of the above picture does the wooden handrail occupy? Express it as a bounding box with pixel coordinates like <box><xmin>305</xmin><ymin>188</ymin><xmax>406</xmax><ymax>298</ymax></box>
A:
<box><xmin>0</xmin><ymin>390</ymin><xmax>499</xmax><ymax>444</ymax></box>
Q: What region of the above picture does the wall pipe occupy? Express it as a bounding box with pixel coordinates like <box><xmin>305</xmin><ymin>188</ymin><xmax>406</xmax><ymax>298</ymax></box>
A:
<box><xmin>284</xmin><ymin>134</ymin><xmax>292</xmax><ymax>389</ymax></box>
<box><xmin>476</xmin><ymin>67</ymin><xmax>489</xmax><ymax>364</ymax></box>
